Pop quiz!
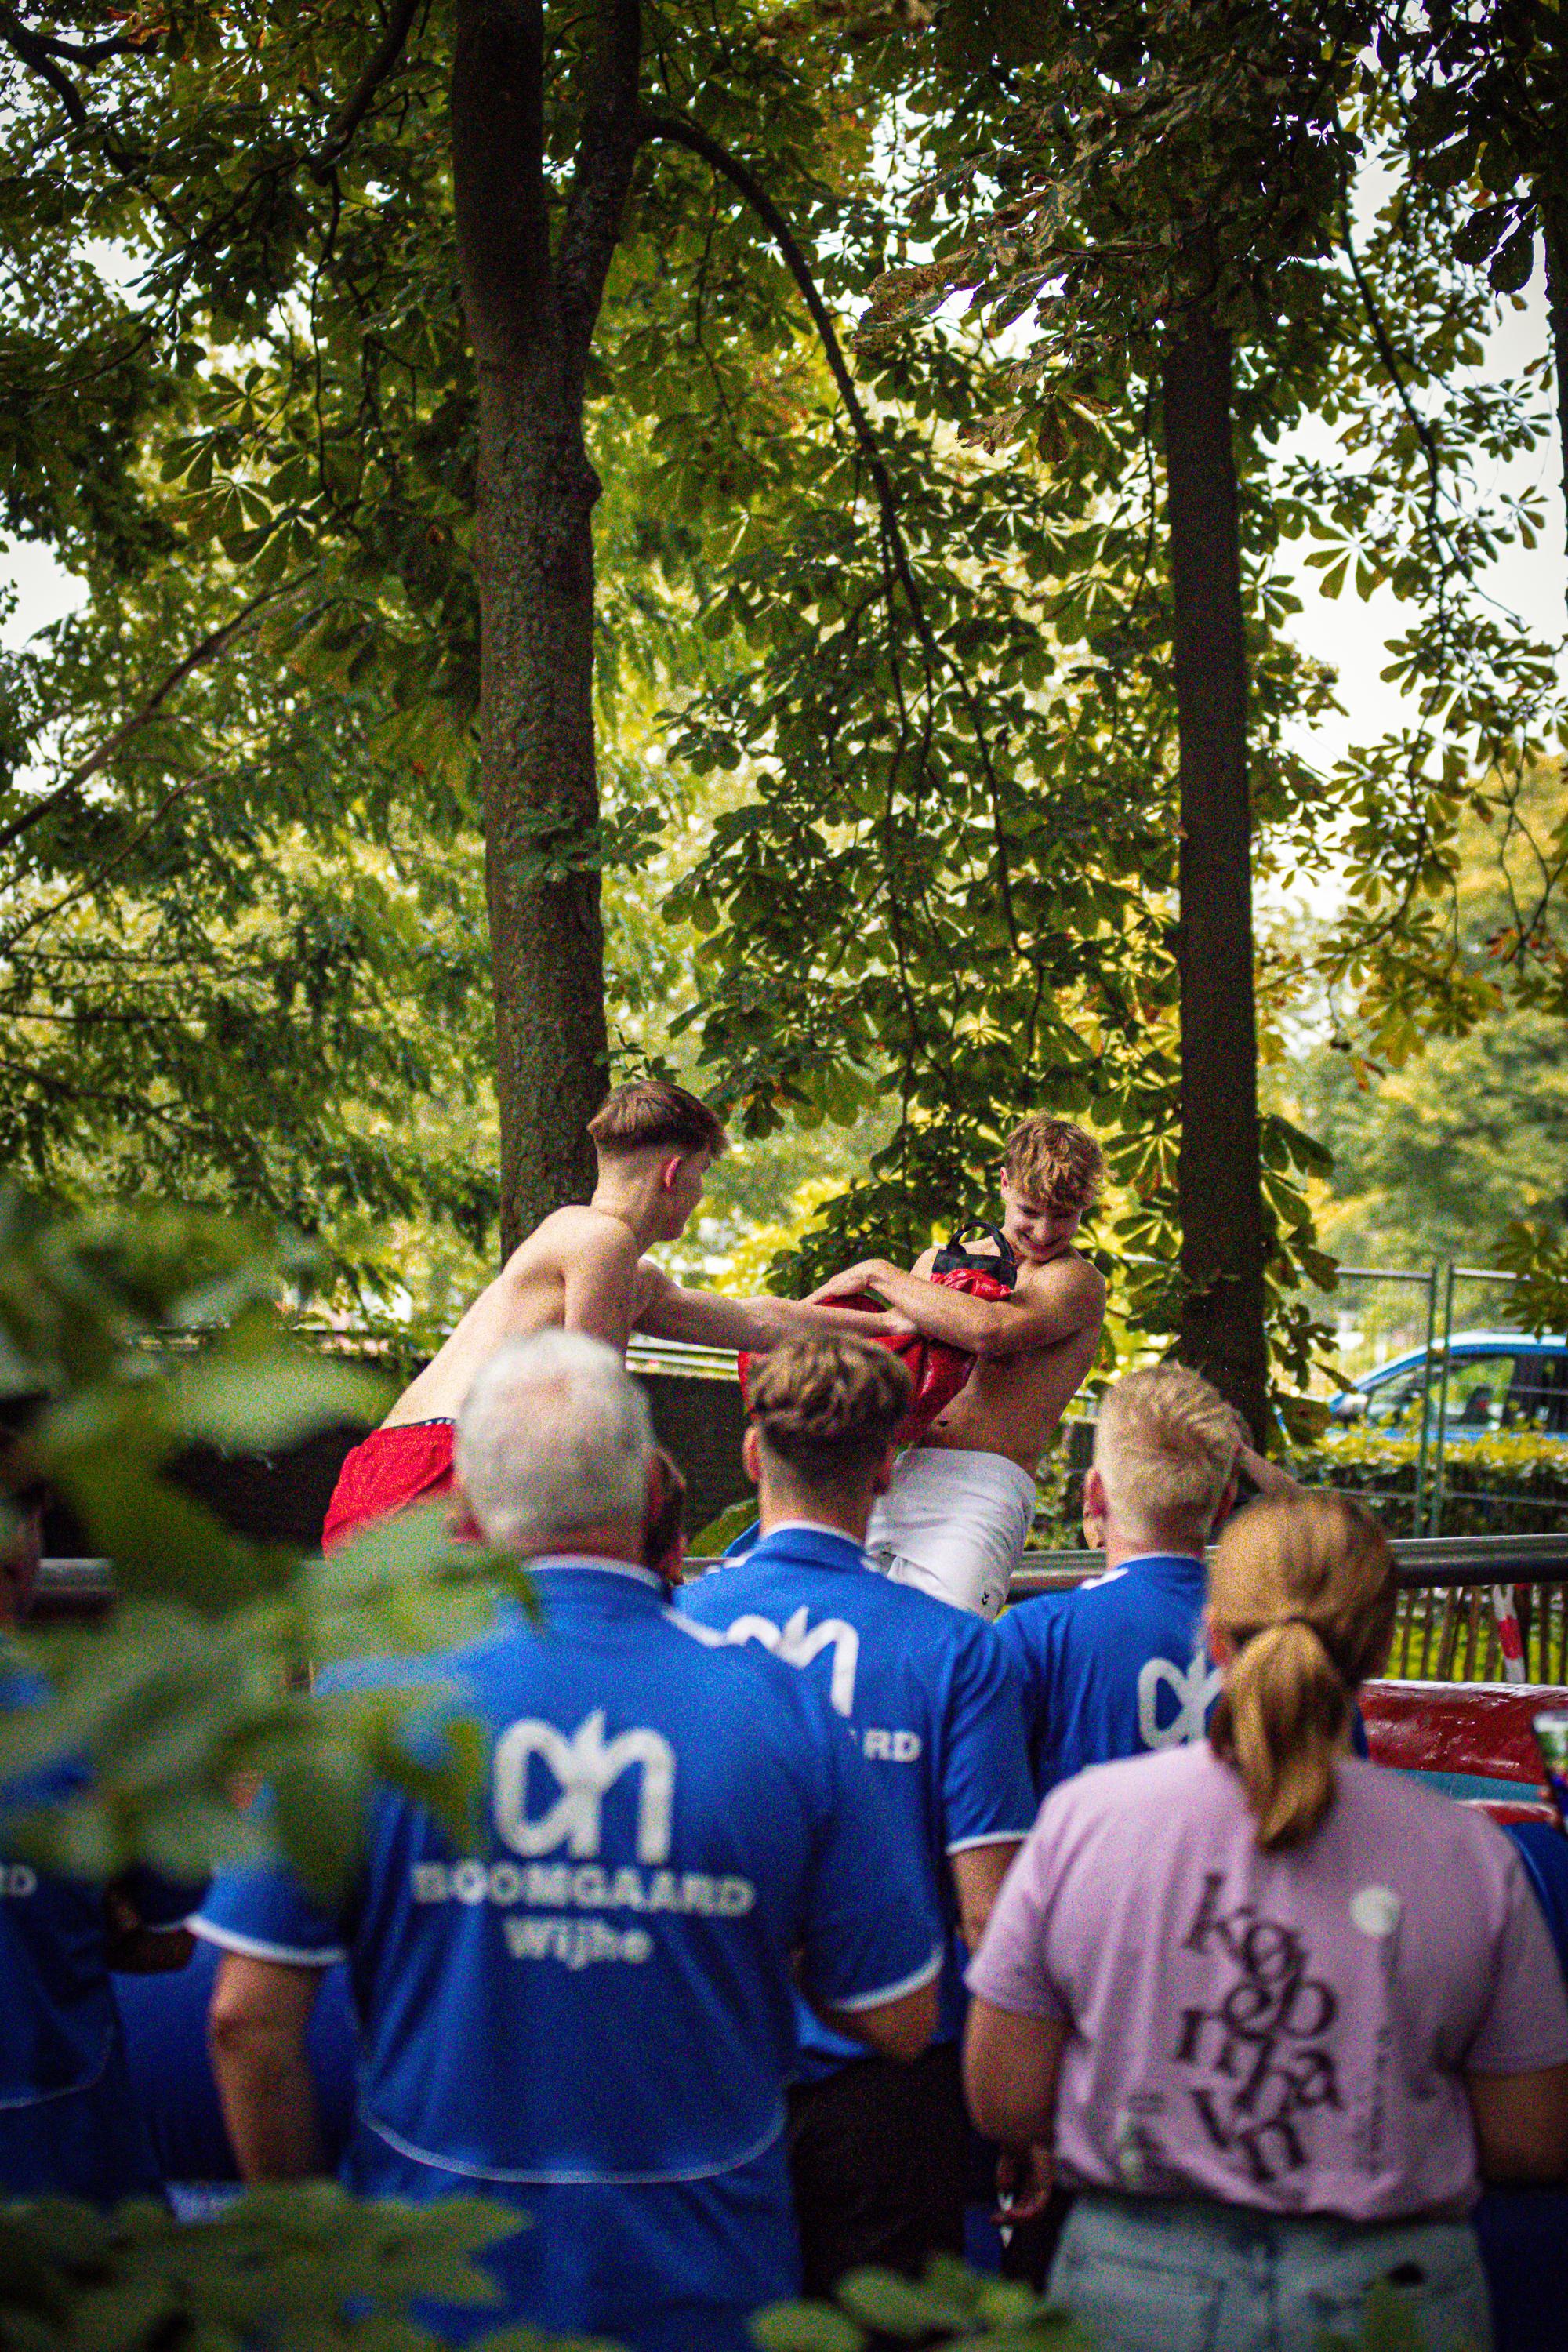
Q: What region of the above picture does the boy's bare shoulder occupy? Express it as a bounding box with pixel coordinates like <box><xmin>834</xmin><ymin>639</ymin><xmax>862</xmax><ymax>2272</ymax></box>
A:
<box><xmin>1017</xmin><ymin>1247</ymin><xmax>1106</xmax><ymax>1313</ymax></box>
<box><xmin>509</xmin><ymin>1206</ymin><xmax>639</xmax><ymax>1275</ymax></box>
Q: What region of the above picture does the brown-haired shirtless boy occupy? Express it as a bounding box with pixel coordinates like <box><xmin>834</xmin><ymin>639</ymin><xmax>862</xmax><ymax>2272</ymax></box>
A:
<box><xmin>804</xmin><ymin>1114</ymin><xmax>1107</xmax><ymax>1619</ymax></box>
<box><xmin>323</xmin><ymin>1079</ymin><xmax>903</xmax><ymax>1548</ymax></box>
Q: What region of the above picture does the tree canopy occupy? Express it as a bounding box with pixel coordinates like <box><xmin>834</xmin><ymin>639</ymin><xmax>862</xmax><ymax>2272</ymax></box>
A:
<box><xmin>0</xmin><ymin>2</ymin><xmax>874</xmax><ymax>1283</ymax></box>
<box><xmin>0</xmin><ymin>0</ymin><xmax>1562</xmax><ymax>1408</ymax></box>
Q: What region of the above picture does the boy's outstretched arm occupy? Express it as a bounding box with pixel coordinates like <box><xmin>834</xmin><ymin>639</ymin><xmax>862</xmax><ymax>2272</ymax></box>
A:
<box><xmin>808</xmin><ymin>1255</ymin><xmax>1104</xmax><ymax>1359</ymax></box>
<box><xmin>1234</xmin><ymin>1443</ymin><xmax>1301</xmax><ymax>1498</ymax></box>
<box><xmin>634</xmin><ymin>1264</ymin><xmax>913</xmax><ymax>1352</ymax></box>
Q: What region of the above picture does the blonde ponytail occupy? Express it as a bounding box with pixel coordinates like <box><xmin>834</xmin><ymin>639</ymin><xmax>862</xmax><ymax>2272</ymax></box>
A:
<box><xmin>1208</xmin><ymin>1494</ymin><xmax>1395</xmax><ymax>1852</ymax></box>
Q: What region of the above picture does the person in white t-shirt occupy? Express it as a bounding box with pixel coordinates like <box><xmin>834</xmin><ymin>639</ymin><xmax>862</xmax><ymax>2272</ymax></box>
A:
<box><xmin>964</xmin><ymin>1490</ymin><xmax>1568</xmax><ymax>2352</ymax></box>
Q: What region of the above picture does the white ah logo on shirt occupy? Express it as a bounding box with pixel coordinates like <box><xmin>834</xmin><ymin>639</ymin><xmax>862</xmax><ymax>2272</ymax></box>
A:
<box><xmin>1137</xmin><ymin>1650</ymin><xmax>1222</xmax><ymax>1748</ymax></box>
<box><xmin>492</xmin><ymin>1709</ymin><xmax>676</xmax><ymax>1864</ymax></box>
<box><xmin>720</xmin><ymin>1607</ymin><xmax>860</xmax><ymax>1716</ymax></box>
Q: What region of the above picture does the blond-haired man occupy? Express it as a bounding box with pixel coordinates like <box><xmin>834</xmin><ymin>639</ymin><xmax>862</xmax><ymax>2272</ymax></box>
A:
<box><xmin>804</xmin><ymin>1115</ymin><xmax>1107</xmax><ymax>1621</ymax></box>
<box><xmin>995</xmin><ymin>1363</ymin><xmax>1241</xmax><ymax>1797</ymax></box>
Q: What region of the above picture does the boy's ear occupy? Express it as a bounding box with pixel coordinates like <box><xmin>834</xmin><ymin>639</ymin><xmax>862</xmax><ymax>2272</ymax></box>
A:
<box><xmin>1207</xmin><ymin>1475</ymin><xmax>1240</xmax><ymax>1537</ymax></box>
<box><xmin>741</xmin><ymin>1426</ymin><xmax>762</xmax><ymax>1490</ymax></box>
<box><xmin>1083</xmin><ymin>1462</ymin><xmax>1107</xmax><ymax>1519</ymax></box>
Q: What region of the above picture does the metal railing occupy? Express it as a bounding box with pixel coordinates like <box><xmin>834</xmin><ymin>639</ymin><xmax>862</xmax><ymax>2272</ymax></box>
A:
<box><xmin>1012</xmin><ymin>1534</ymin><xmax>1568</xmax><ymax>1687</ymax></box>
<box><xmin>31</xmin><ymin>1560</ymin><xmax>114</xmax><ymax>1610</ymax></box>
<box><xmin>1012</xmin><ymin>1532</ymin><xmax>1568</xmax><ymax>1595</ymax></box>
<box><xmin>626</xmin><ymin>1335</ymin><xmax>739</xmax><ymax>1384</ymax></box>
<box><xmin>34</xmin><ymin>1534</ymin><xmax>1568</xmax><ymax>1685</ymax></box>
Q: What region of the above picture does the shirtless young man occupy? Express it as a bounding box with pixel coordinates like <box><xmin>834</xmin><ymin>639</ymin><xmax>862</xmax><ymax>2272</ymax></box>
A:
<box><xmin>804</xmin><ymin>1116</ymin><xmax>1107</xmax><ymax>1620</ymax></box>
<box><xmin>322</xmin><ymin>1078</ymin><xmax>902</xmax><ymax>1548</ymax></box>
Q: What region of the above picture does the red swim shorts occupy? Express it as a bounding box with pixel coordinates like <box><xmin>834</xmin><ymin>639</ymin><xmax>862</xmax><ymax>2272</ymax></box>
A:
<box><xmin>321</xmin><ymin>1420</ymin><xmax>459</xmax><ymax>1552</ymax></box>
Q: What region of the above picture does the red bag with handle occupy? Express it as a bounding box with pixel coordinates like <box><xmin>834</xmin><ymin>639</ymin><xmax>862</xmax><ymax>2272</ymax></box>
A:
<box><xmin>739</xmin><ymin>1225</ymin><xmax>1018</xmax><ymax>1448</ymax></box>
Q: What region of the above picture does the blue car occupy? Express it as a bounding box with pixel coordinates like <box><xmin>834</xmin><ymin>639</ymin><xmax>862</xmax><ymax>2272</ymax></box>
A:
<box><xmin>1329</xmin><ymin>1330</ymin><xmax>1568</xmax><ymax>1437</ymax></box>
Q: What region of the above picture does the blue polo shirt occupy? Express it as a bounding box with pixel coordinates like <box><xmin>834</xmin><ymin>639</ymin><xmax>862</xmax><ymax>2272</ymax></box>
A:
<box><xmin>997</xmin><ymin>1552</ymin><xmax>1216</xmax><ymax>1798</ymax></box>
<box><xmin>195</xmin><ymin>1560</ymin><xmax>940</xmax><ymax>2352</ymax></box>
<box><xmin>998</xmin><ymin>1552</ymin><xmax>1371</xmax><ymax>1799</ymax></box>
<box><xmin>0</xmin><ymin>1669</ymin><xmax>205</xmax><ymax>2204</ymax></box>
<box><xmin>677</xmin><ymin>1521</ymin><xmax>1036</xmax><ymax>2070</ymax></box>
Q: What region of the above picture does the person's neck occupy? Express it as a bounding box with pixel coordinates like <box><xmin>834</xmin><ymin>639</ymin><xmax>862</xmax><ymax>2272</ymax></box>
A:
<box><xmin>589</xmin><ymin>1174</ymin><xmax>666</xmax><ymax>1254</ymax></box>
<box><xmin>758</xmin><ymin>1486</ymin><xmax>870</xmax><ymax>1547</ymax></box>
<box><xmin>1102</xmin><ymin>1519</ymin><xmax>1207</xmax><ymax>1573</ymax></box>
<box><xmin>517</xmin><ymin>1524</ymin><xmax>647</xmax><ymax>1570</ymax></box>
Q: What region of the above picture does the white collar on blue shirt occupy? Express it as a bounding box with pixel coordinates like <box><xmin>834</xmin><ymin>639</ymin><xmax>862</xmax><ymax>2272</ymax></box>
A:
<box><xmin>1114</xmin><ymin>1548</ymin><xmax>1204</xmax><ymax>1570</ymax></box>
<box><xmin>527</xmin><ymin>1552</ymin><xmax>666</xmax><ymax>1592</ymax></box>
<box><xmin>755</xmin><ymin>1519</ymin><xmax>867</xmax><ymax>1559</ymax></box>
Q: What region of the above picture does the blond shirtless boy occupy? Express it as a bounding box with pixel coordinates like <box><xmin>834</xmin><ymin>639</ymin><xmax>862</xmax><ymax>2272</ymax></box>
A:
<box><xmin>805</xmin><ymin>1116</ymin><xmax>1107</xmax><ymax>1619</ymax></box>
<box><xmin>322</xmin><ymin>1079</ymin><xmax>902</xmax><ymax>1548</ymax></box>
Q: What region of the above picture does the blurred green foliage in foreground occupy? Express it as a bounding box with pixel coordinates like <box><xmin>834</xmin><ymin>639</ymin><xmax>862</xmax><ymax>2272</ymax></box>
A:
<box><xmin>0</xmin><ymin>1195</ymin><xmax>551</xmax><ymax>2339</ymax></box>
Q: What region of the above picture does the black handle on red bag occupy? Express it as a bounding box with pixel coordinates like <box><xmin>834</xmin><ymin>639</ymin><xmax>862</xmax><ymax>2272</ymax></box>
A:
<box><xmin>931</xmin><ymin>1223</ymin><xmax>1018</xmax><ymax>1290</ymax></box>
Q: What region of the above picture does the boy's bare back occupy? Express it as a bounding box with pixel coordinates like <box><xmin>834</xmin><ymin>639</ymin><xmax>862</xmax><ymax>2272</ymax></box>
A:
<box><xmin>386</xmin><ymin>1209</ymin><xmax>644</xmax><ymax>1427</ymax></box>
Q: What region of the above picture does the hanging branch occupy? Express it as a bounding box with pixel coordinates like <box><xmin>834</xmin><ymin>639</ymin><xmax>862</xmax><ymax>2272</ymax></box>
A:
<box><xmin>0</xmin><ymin>5</ymin><xmax>93</xmax><ymax>122</ymax></box>
<box><xmin>1338</xmin><ymin>178</ymin><xmax>1448</xmax><ymax>579</ymax></box>
<box><xmin>0</xmin><ymin>5</ymin><xmax>190</xmax><ymax>239</ymax></box>
<box><xmin>0</xmin><ymin>571</ymin><xmax>319</xmax><ymax>860</ymax></box>
<box><xmin>638</xmin><ymin>105</ymin><xmax>1025</xmax><ymax>960</ymax></box>
<box><xmin>2</xmin><ymin>776</ymin><xmax>216</xmax><ymax>959</ymax></box>
<box><xmin>307</xmin><ymin>0</ymin><xmax>429</xmax><ymax>180</ymax></box>
<box><xmin>0</xmin><ymin>11</ymin><xmax>154</xmax><ymax>68</ymax></box>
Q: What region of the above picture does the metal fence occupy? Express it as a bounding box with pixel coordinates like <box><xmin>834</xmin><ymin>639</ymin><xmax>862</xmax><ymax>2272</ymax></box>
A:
<box><xmin>1299</xmin><ymin>1260</ymin><xmax>1563</xmax><ymax>1536</ymax></box>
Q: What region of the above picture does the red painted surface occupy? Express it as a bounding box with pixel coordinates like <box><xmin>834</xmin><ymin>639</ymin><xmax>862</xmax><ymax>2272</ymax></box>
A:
<box><xmin>1363</xmin><ymin>1678</ymin><xmax>1567</xmax><ymax>1824</ymax></box>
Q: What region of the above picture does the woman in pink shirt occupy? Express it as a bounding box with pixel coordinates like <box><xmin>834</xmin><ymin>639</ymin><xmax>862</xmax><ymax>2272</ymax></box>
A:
<box><xmin>966</xmin><ymin>1493</ymin><xmax>1568</xmax><ymax>2351</ymax></box>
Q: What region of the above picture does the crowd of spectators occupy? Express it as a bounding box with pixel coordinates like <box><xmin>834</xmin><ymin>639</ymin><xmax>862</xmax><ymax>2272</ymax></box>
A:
<box><xmin>3</xmin><ymin>1325</ymin><xmax>1567</xmax><ymax>2352</ymax></box>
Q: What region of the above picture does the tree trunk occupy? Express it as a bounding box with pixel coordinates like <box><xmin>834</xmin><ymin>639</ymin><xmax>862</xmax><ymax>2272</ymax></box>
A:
<box><xmin>475</xmin><ymin>371</ymin><xmax>608</xmax><ymax>1254</ymax></box>
<box><xmin>452</xmin><ymin>0</ymin><xmax>638</xmax><ymax>1254</ymax></box>
<box><xmin>1538</xmin><ymin>180</ymin><xmax>1568</xmax><ymax>626</ymax></box>
<box><xmin>1160</xmin><ymin>310</ymin><xmax>1272</xmax><ymax>1445</ymax></box>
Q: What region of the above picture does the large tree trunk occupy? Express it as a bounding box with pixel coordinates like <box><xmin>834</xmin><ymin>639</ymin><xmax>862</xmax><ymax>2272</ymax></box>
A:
<box><xmin>452</xmin><ymin>1</ymin><xmax>638</xmax><ymax>1254</ymax></box>
<box><xmin>1161</xmin><ymin>310</ymin><xmax>1272</xmax><ymax>1445</ymax></box>
<box><xmin>473</xmin><ymin>363</ymin><xmax>608</xmax><ymax>1252</ymax></box>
